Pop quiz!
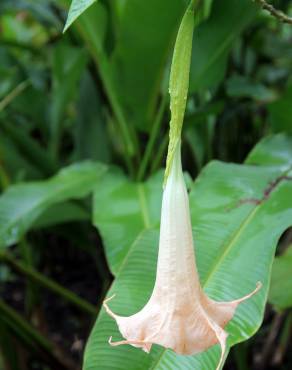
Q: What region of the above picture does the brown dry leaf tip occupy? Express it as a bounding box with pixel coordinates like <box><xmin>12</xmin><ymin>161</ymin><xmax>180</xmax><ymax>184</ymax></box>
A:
<box><xmin>103</xmin><ymin>144</ymin><xmax>262</xmax><ymax>370</ymax></box>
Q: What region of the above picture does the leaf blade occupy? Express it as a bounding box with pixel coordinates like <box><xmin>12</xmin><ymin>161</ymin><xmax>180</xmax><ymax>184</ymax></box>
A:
<box><xmin>63</xmin><ymin>0</ymin><xmax>97</xmax><ymax>32</ymax></box>
<box><xmin>0</xmin><ymin>161</ymin><xmax>106</xmax><ymax>249</ymax></box>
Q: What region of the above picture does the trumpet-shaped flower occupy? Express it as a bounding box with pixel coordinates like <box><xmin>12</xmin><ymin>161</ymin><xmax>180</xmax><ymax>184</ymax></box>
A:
<box><xmin>104</xmin><ymin>143</ymin><xmax>261</xmax><ymax>370</ymax></box>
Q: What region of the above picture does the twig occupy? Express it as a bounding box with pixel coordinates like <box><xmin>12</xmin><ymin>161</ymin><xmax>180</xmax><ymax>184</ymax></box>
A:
<box><xmin>254</xmin><ymin>0</ymin><xmax>292</xmax><ymax>25</ymax></box>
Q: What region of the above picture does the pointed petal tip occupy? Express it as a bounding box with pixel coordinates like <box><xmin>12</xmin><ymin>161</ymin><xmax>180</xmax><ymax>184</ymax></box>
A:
<box><xmin>216</xmin><ymin>337</ymin><xmax>227</xmax><ymax>370</ymax></box>
<box><xmin>229</xmin><ymin>281</ymin><xmax>262</xmax><ymax>306</ymax></box>
<box><xmin>109</xmin><ymin>335</ymin><xmax>151</xmax><ymax>352</ymax></box>
<box><xmin>212</xmin><ymin>281</ymin><xmax>262</xmax><ymax>369</ymax></box>
<box><xmin>103</xmin><ymin>294</ymin><xmax>118</xmax><ymax>320</ymax></box>
<box><xmin>104</xmin><ymin>294</ymin><xmax>116</xmax><ymax>304</ymax></box>
<box><xmin>244</xmin><ymin>281</ymin><xmax>262</xmax><ymax>300</ymax></box>
<box><xmin>256</xmin><ymin>281</ymin><xmax>262</xmax><ymax>291</ymax></box>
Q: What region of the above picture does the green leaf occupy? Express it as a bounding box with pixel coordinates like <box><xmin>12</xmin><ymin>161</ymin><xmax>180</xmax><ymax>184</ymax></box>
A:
<box><xmin>33</xmin><ymin>201</ymin><xmax>89</xmax><ymax>229</ymax></box>
<box><xmin>85</xmin><ymin>135</ymin><xmax>292</xmax><ymax>369</ymax></box>
<box><xmin>74</xmin><ymin>72</ymin><xmax>111</xmax><ymax>163</ymax></box>
<box><xmin>190</xmin><ymin>0</ymin><xmax>257</xmax><ymax>92</ymax></box>
<box><xmin>50</xmin><ymin>43</ymin><xmax>87</xmax><ymax>157</ymax></box>
<box><xmin>269</xmin><ymin>245</ymin><xmax>292</xmax><ymax>311</ymax></box>
<box><xmin>0</xmin><ymin>121</ymin><xmax>57</xmax><ymax>177</ymax></box>
<box><xmin>226</xmin><ymin>75</ymin><xmax>276</xmax><ymax>102</ymax></box>
<box><xmin>268</xmin><ymin>85</ymin><xmax>292</xmax><ymax>134</ymax></box>
<box><xmin>246</xmin><ymin>133</ymin><xmax>292</xmax><ymax>167</ymax></box>
<box><xmin>63</xmin><ymin>0</ymin><xmax>97</xmax><ymax>32</ymax></box>
<box><xmin>93</xmin><ymin>168</ymin><xmax>163</xmax><ymax>275</ymax></box>
<box><xmin>0</xmin><ymin>128</ymin><xmax>43</xmax><ymax>181</ymax></box>
<box><xmin>109</xmin><ymin>0</ymin><xmax>186</xmax><ymax>131</ymax></box>
<box><xmin>0</xmin><ymin>161</ymin><xmax>106</xmax><ymax>249</ymax></box>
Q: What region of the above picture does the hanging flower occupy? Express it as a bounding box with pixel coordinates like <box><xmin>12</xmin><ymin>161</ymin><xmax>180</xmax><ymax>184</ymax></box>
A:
<box><xmin>104</xmin><ymin>142</ymin><xmax>261</xmax><ymax>370</ymax></box>
<box><xmin>103</xmin><ymin>1</ymin><xmax>261</xmax><ymax>368</ymax></box>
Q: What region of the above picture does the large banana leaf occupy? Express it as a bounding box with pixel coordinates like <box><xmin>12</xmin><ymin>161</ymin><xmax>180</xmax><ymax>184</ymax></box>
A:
<box><xmin>85</xmin><ymin>134</ymin><xmax>292</xmax><ymax>369</ymax></box>
<box><xmin>190</xmin><ymin>0</ymin><xmax>257</xmax><ymax>92</ymax></box>
<box><xmin>0</xmin><ymin>161</ymin><xmax>106</xmax><ymax>249</ymax></box>
<box><xmin>93</xmin><ymin>169</ymin><xmax>163</xmax><ymax>274</ymax></box>
<box><xmin>108</xmin><ymin>0</ymin><xmax>186</xmax><ymax>131</ymax></box>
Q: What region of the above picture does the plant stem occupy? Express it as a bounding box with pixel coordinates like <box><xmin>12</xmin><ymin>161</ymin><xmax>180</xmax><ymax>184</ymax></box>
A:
<box><xmin>0</xmin><ymin>252</ymin><xmax>98</xmax><ymax>316</ymax></box>
<box><xmin>254</xmin><ymin>0</ymin><xmax>292</xmax><ymax>24</ymax></box>
<box><xmin>137</xmin><ymin>94</ymin><xmax>168</xmax><ymax>181</ymax></box>
<box><xmin>0</xmin><ymin>80</ymin><xmax>30</xmax><ymax>112</ymax></box>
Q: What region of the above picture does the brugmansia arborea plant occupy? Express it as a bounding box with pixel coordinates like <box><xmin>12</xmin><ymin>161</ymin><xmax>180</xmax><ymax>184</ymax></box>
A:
<box><xmin>103</xmin><ymin>1</ymin><xmax>261</xmax><ymax>369</ymax></box>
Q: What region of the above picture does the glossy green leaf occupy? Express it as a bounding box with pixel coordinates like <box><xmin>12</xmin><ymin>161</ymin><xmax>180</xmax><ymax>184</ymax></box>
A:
<box><xmin>190</xmin><ymin>0</ymin><xmax>257</xmax><ymax>92</ymax></box>
<box><xmin>246</xmin><ymin>134</ymin><xmax>292</xmax><ymax>167</ymax></box>
<box><xmin>93</xmin><ymin>169</ymin><xmax>163</xmax><ymax>274</ymax></box>
<box><xmin>109</xmin><ymin>0</ymin><xmax>186</xmax><ymax>131</ymax></box>
<box><xmin>85</xmin><ymin>135</ymin><xmax>292</xmax><ymax>369</ymax></box>
<box><xmin>0</xmin><ymin>161</ymin><xmax>106</xmax><ymax>249</ymax></box>
<box><xmin>64</xmin><ymin>0</ymin><xmax>97</xmax><ymax>32</ymax></box>
<box><xmin>269</xmin><ymin>245</ymin><xmax>292</xmax><ymax>311</ymax></box>
<box><xmin>33</xmin><ymin>201</ymin><xmax>89</xmax><ymax>229</ymax></box>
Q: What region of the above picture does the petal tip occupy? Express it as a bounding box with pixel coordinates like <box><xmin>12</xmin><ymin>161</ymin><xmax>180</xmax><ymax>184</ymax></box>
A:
<box><xmin>103</xmin><ymin>295</ymin><xmax>118</xmax><ymax>320</ymax></box>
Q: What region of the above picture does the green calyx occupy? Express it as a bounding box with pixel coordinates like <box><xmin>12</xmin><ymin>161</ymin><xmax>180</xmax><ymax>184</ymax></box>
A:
<box><xmin>164</xmin><ymin>0</ymin><xmax>198</xmax><ymax>186</ymax></box>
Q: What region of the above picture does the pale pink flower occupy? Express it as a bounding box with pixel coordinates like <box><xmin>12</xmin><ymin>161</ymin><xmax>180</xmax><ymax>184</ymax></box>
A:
<box><xmin>104</xmin><ymin>143</ymin><xmax>261</xmax><ymax>370</ymax></box>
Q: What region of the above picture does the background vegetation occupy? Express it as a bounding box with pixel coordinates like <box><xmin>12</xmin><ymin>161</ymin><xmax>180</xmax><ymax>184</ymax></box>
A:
<box><xmin>0</xmin><ymin>0</ymin><xmax>291</xmax><ymax>369</ymax></box>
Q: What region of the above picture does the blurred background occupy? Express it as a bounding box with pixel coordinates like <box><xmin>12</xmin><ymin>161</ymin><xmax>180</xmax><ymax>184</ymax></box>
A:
<box><xmin>0</xmin><ymin>0</ymin><xmax>291</xmax><ymax>369</ymax></box>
